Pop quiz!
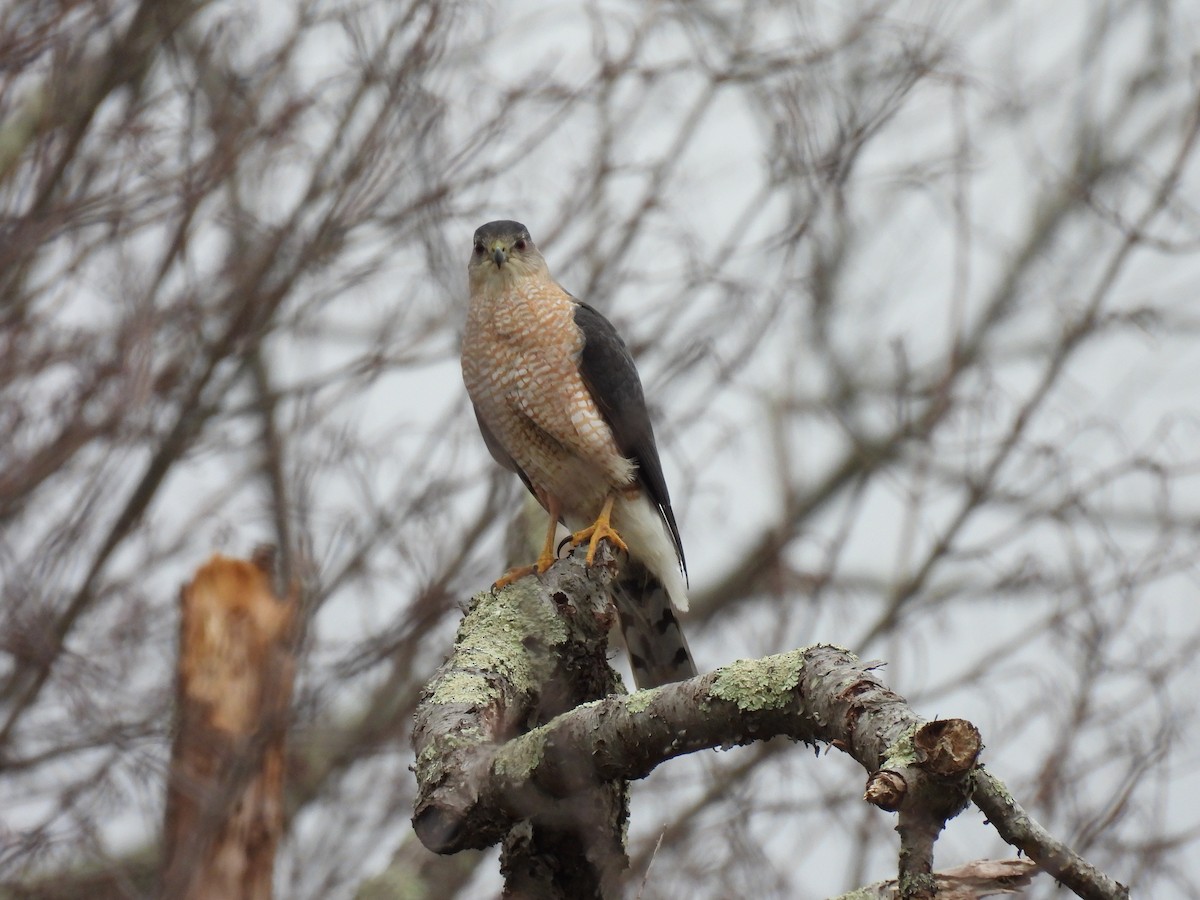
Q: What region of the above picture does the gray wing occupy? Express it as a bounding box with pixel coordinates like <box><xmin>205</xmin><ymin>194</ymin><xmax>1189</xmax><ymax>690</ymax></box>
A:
<box><xmin>472</xmin><ymin>405</ymin><xmax>537</xmax><ymax>499</ymax></box>
<box><xmin>572</xmin><ymin>300</ymin><xmax>686</xmax><ymax>575</ymax></box>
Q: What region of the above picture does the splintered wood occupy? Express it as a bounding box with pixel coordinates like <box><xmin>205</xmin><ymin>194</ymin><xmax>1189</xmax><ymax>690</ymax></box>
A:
<box><xmin>163</xmin><ymin>554</ymin><xmax>296</xmax><ymax>900</ymax></box>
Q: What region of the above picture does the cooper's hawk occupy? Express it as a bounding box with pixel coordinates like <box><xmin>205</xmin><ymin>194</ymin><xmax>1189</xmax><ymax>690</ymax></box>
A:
<box><xmin>461</xmin><ymin>220</ymin><xmax>696</xmax><ymax>689</ymax></box>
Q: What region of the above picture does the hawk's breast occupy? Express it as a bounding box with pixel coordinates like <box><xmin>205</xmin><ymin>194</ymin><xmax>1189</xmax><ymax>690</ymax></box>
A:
<box><xmin>462</xmin><ymin>281</ymin><xmax>635</xmax><ymax>516</ymax></box>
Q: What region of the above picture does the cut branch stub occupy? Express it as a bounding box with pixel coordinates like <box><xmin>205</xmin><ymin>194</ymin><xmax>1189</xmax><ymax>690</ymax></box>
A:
<box><xmin>867</xmin><ymin>719</ymin><xmax>983</xmax><ymax>900</ymax></box>
<box><xmin>913</xmin><ymin>718</ymin><xmax>982</xmax><ymax>779</ymax></box>
<box><xmin>865</xmin><ymin>718</ymin><xmax>982</xmax><ymax>816</ymax></box>
<box><xmin>865</xmin><ymin>770</ymin><xmax>908</xmax><ymax>812</ymax></box>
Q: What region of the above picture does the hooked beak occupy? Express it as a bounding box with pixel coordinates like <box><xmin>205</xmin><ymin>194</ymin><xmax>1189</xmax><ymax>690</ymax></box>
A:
<box><xmin>491</xmin><ymin>243</ymin><xmax>507</xmax><ymax>267</ymax></box>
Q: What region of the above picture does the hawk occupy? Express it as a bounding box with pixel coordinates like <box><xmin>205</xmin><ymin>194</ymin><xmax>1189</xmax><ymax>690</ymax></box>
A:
<box><xmin>461</xmin><ymin>220</ymin><xmax>696</xmax><ymax>689</ymax></box>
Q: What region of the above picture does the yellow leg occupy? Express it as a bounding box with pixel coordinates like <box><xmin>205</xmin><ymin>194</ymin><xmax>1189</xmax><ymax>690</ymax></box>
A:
<box><xmin>568</xmin><ymin>494</ymin><xmax>628</xmax><ymax>565</ymax></box>
<box><xmin>533</xmin><ymin>509</ymin><xmax>559</xmax><ymax>573</ymax></box>
<box><xmin>493</xmin><ymin>497</ymin><xmax>561</xmax><ymax>589</ymax></box>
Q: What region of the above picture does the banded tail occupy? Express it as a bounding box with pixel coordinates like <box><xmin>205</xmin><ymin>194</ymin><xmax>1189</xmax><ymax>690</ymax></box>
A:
<box><xmin>613</xmin><ymin>562</ymin><xmax>697</xmax><ymax>689</ymax></box>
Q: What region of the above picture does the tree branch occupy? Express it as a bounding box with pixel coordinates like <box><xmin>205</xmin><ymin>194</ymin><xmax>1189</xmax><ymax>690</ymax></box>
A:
<box><xmin>830</xmin><ymin>858</ymin><xmax>1038</xmax><ymax>899</ymax></box>
<box><xmin>973</xmin><ymin>769</ymin><xmax>1130</xmax><ymax>900</ymax></box>
<box><xmin>412</xmin><ymin>545</ymin><xmax>629</xmax><ymax>897</ymax></box>
<box><xmin>412</xmin><ymin>550</ymin><xmax>1131</xmax><ymax>900</ymax></box>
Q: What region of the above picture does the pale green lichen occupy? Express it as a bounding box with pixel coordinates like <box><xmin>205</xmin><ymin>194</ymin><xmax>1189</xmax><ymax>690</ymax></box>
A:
<box><xmin>624</xmin><ymin>688</ymin><xmax>658</xmax><ymax>715</ymax></box>
<box><xmin>493</xmin><ymin>727</ymin><xmax>547</xmax><ymax>782</ymax></box>
<box><xmin>828</xmin><ymin>888</ymin><xmax>878</xmax><ymax>900</ymax></box>
<box><xmin>880</xmin><ymin>726</ymin><xmax>919</xmax><ymax>769</ymax></box>
<box><xmin>710</xmin><ymin>650</ymin><xmax>804</xmax><ymax>711</ymax></box>
<box><xmin>436</xmin><ymin>584</ymin><xmax>570</xmax><ymax>703</ymax></box>
<box><xmin>413</xmin><ymin>726</ymin><xmax>485</xmax><ymax>785</ymax></box>
<box><xmin>898</xmin><ymin>871</ymin><xmax>938</xmax><ymax>897</ymax></box>
<box><xmin>429</xmin><ymin>669</ymin><xmax>494</xmax><ymax>706</ymax></box>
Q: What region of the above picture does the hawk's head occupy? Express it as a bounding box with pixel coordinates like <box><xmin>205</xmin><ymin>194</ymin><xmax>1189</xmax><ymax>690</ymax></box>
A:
<box><xmin>469</xmin><ymin>220</ymin><xmax>549</xmax><ymax>287</ymax></box>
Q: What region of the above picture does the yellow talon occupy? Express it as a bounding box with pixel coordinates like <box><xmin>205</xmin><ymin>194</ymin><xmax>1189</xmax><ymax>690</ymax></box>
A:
<box><xmin>493</xmin><ymin>564</ymin><xmax>536</xmax><ymax>590</ymax></box>
<box><xmin>568</xmin><ymin>494</ymin><xmax>628</xmax><ymax>565</ymax></box>
<box><xmin>493</xmin><ymin>497</ymin><xmax>561</xmax><ymax>589</ymax></box>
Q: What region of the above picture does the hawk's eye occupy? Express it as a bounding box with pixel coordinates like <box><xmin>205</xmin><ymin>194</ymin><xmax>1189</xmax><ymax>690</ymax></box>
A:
<box><xmin>473</xmin><ymin>242</ymin><xmax>485</xmax><ymax>256</ymax></box>
<box><xmin>514</xmin><ymin>238</ymin><xmax>528</xmax><ymax>251</ymax></box>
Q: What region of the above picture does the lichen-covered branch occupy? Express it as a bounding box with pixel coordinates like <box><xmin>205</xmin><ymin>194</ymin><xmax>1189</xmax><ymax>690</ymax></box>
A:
<box><xmin>412</xmin><ymin>546</ymin><xmax>628</xmax><ymax>897</ymax></box>
<box><xmin>411</xmin><ymin>549</ymin><xmax>974</xmax><ymax>896</ymax></box>
<box><xmin>412</xmin><ymin>549</ymin><xmax>1131</xmax><ymax>900</ymax></box>
<box><xmin>478</xmin><ymin>646</ymin><xmax>952</xmax><ymax>798</ymax></box>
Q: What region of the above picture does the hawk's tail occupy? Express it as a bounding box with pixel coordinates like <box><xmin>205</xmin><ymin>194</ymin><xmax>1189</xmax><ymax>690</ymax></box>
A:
<box><xmin>613</xmin><ymin>562</ymin><xmax>697</xmax><ymax>690</ymax></box>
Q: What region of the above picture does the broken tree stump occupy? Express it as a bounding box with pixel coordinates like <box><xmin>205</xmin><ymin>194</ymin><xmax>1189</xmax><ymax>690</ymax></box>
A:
<box><xmin>162</xmin><ymin>552</ymin><xmax>297</xmax><ymax>900</ymax></box>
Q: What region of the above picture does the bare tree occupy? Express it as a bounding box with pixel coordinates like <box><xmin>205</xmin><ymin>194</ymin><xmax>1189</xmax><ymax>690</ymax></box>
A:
<box><xmin>1</xmin><ymin>1</ymin><xmax>1198</xmax><ymax>898</ymax></box>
